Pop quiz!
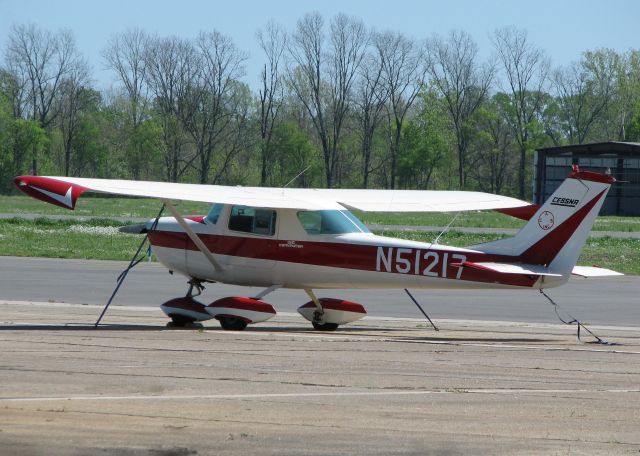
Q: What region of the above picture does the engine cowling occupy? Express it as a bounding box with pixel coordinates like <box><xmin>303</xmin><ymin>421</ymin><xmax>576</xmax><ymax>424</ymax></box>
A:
<box><xmin>298</xmin><ymin>298</ymin><xmax>367</xmax><ymax>325</ymax></box>
<box><xmin>160</xmin><ymin>297</ymin><xmax>212</xmax><ymax>323</ymax></box>
<box><xmin>206</xmin><ymin>297</ymin><xmax>276</xmax><ymax>324</ymax></box>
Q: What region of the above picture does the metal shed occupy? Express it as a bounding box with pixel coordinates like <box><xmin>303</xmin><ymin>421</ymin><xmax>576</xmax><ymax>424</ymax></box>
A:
<box><xmin>534</xmin><ymin>142</ymin><xmax>640</xmax><ymax>216</ymax></box>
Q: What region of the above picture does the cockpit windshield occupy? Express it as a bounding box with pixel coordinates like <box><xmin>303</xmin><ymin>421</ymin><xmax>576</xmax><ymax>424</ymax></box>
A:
<box><xmin>296</xmin><ymin>210</ymin><xmax>370</xmax><ymax>235</ymax></box>
<box><xmin>205</xmin><ymin>203</ymin><xmax>224</xmax><ymax>224</ymax></box>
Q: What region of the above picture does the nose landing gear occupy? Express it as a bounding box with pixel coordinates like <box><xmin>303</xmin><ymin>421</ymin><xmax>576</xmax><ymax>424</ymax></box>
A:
<box><xmin>298</xmin><ymin>289</ymin><xmax>367</xmax><ymax>331</ymax></box>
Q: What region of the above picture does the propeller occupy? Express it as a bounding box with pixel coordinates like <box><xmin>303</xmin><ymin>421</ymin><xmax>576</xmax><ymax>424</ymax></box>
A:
<box><xmin>119</xmin><ymin>223</ymin><xmax>148</xmax><ymax>234</ymax></box>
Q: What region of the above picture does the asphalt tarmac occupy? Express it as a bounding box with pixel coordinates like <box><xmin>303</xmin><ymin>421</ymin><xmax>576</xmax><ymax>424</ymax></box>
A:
<box><xmin>0</xmin><ymin>301</ymin><xmax>639</xmax><ymax>455</ymax></box>
<box><xmin>0</xmin><ymin>256</ymin><xmax>637</xmax><ymax>327</ymax></box>
<box><xmin>1</xmin><ymin>256</ymin><xmax>639</xmax><ymax>455</ymax></box>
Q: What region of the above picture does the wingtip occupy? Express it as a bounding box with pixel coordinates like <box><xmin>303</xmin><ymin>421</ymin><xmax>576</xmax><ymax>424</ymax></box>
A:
<box><xmin>13</xmin><ymin>175</ymin><xmax>87</xmax><ymax>210</ymax></box>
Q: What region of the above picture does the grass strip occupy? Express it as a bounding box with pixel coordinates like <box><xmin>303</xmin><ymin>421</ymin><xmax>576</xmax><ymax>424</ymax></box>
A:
<box><xmin>1</xmin><ymin>218</ymin><xmax>638</xmax><ymax>275</ymax></box>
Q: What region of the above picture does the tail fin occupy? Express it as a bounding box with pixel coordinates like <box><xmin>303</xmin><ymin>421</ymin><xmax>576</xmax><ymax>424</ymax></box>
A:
<box><xmin>474</xmin><ymin>167</ymin><xmax>614</xmax><ymax>275</ymax></box>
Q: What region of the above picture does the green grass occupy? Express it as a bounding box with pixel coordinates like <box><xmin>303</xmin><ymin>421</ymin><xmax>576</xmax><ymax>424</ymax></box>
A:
<box><xmin>1</xmin><ymin>218</ymin><xmax>638</xmax><ymax>275</ymax></box>
<box><xmin>0</xmin><ymin>195</ymin><xmax>211</xmax><ymax>218</ymax></box>
<box><xmin>2</xmin><ymin>194</ymin><xmax>638</xmax><ymax>231</ymax></box>
<box><xmin>358</xmin><ymin>211</ymin><xmax>640</xmax><ymax>232</ymax></box>
<box><xmin>0</xmin><ymin>217</ymin><xmax>144</xmax><ymax>261</ymax></box>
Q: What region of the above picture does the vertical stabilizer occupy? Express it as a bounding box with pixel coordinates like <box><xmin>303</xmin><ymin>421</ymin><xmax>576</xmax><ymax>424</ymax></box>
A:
<box><xmin>473</xmin><ymin>167</ymin><xmax>614</xmax><ymax>275</ymax></box>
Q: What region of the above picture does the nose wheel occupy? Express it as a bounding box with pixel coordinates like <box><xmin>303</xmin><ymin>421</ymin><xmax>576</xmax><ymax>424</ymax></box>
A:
<box><xmin>311</xmin><ymin>320</ymin><xmax>339</xmax><ymax>331</ymax></box>
<box><xmin>300</xmin><ymin>290</ymin><xmax>366</xmax><ymax>331</ymax></box>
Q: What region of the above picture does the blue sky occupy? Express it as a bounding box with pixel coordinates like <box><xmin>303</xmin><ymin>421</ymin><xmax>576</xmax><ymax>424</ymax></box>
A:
<box><xmin>1</xmin><ymin>0</ymin><xmax>638</xmax><ymax>90</ymax></box>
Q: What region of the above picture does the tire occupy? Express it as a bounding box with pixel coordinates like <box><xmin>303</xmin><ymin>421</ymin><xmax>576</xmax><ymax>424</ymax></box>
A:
<box><xmin>168</xmin><ymin>314</ymin><xmax>194</xmax><ymax>327</ymax></box>
<box><xmin>219</xmin><ymin>316</ymin><xmax>248</xmax><ymax>331</ymax></box>
<box><xmin>312</xmin><ymin>321</ymin><xmax>339</xmax><ymax>331</ymax></box>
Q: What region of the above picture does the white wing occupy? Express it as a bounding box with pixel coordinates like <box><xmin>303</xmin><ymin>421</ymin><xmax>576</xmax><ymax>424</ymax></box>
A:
<box><xmin>15</xmin><ymin>175</ymin><xmax>531</xmax><ymax>212</ymax></box>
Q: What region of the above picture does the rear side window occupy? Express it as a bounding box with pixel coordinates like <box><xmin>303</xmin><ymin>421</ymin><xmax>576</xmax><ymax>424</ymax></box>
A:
<box><xmin>228</xmin><ymin>206</ymin><xmax>277</xmax><ymax>236</ymax></box>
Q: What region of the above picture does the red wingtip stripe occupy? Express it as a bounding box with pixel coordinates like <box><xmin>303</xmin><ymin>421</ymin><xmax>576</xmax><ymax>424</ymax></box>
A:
<box><xmin>14</xmin><ymin>176</ymin><xmax>87</xmax><ymax>210</ymax></box>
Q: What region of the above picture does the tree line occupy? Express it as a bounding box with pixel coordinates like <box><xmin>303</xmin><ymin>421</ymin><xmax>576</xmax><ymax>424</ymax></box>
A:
<box><xmin>1</xmin><ymin>13</ymin><xmax>639</xmax><ymax>199</ymax></box>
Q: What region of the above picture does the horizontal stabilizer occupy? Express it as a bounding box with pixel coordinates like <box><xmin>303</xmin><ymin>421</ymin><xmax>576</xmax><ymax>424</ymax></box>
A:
<box><xmin>571</xmin><ymin>266</ymin><xmax>623</xmax><ymax>278</ymax></box>
<box><xmin>454</xmin><ymin>261</ymin><xmax>563</xmax><ymax>277</ymax></box>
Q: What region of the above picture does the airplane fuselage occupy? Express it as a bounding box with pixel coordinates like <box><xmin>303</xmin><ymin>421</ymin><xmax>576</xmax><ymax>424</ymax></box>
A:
<box><xmin>147</xmin><ymin>206</ymin><xmax>566</xmax><ymax>291</ymax></box>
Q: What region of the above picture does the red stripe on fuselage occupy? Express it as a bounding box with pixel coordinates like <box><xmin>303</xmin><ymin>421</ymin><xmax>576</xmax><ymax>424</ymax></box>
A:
<box><xmin>148</xmin><ymin>231</ymin><xmax>537</xmax><ymax>287</ymax></box>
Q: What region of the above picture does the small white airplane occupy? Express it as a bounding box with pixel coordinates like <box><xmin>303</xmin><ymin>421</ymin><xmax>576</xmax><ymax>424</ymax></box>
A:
<box><xmin>14</xmin><ymin>166</ymin><xmax>621</xmax><ymax>331</ymax></box>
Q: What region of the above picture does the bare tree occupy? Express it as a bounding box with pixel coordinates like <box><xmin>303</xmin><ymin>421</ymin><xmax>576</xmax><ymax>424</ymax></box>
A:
<box><xmin>468</xmin><ymin>95</ymin><xmax>515</xmax><ymax>194</ymax></box>
<box><xmin>553</xmin><ymin>56</ymin><xmax>614</xmax><ymax>144</ymax></box>
<box><xmin>288</xmin><ymin>12</ymin><xmax>367</xmax><ymax>187</ymax></box>
<box><xmin>58</xmin><ymin>59</ymin><xmax>90</xmax><ymax>176</ymax></box>
<box><xmin>581</xmin><ymin>49</ymin><xmax>635</xmax><ymax>141</ymax></box>
<box><xmin>210</xmin><ymin>81</ymin><xmax>253</xmax><ymax>184</ymax></box>
<box><xmin>103</xmin><ymin>28</ymin><xmax>149</xmax><ymax>132</ymax></box>
<box><xmin>374</xmin><ymin>30</ymin><xmax>423</xmax><ymax>189</ymax></box>
<box><xmin>144</xmin><ymin>35</ymin><xmax>194</xmax><ymax>182</ymax></box>
<box><xmin>426</xmin><ymin>30</ymin><xmax>493</xmax><ymax>189</ymax></box>
<box><xmin>617</xmin><ymin>49</ymin><xmax>640</xmax><ymax>140</ymax></box>
<box><xmin>493</xmin><ymin>27</ymin><xmax>550</xmax><ymax>199</ymax></box>
<box><xmin>256</xmin><ymin>21</ymin><xmax>286</xmax><ymax>185</ymax></box>
<box><xmin>5</xmin><ymin>24</ymin><xmax>82</xmax><ymax>174</ymax></box>
<box><xmin>187</xmin><ymin>30</ymin><xmax>247</xmax><ymax>184</ymax></box>
<box><xmin>0</xmin><ymin>67</ymin><xmax>26</xmax><ymax>118</ymax></box>
<box><xmin>355</xmin><ymin>43</ymin><xmax>388</xmax><ymax>188</ymax></box>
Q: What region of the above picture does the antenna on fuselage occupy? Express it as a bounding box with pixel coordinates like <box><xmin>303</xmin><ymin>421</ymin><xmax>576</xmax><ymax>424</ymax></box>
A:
<box><xmin>432</xmin><ymin>211</ymin><xmax>461</xmax><ymax>245</ymax></box>
<box><xmin>282</xmin><ymin>165</ymin><xmax>311</xmax><ymax>191</ymax></box>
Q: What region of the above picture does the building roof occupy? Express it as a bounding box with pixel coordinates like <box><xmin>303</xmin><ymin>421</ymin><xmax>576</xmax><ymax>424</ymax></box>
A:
<box><xmin>537</xmin><ymin>141</ymin><xmax>640</xmax><ymax>156</ymax></box>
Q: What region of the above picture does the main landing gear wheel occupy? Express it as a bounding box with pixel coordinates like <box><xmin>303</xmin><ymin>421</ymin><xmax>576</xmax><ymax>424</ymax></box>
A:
<box><xmin>166</xmin><ymin>315</ymin><xmax>203</xmax><ymax>328</ymax></box>
<box><xmin>311</xmin><ymin>321</ymin><xmax>339</xmax><ymax>331</ymax></box>
<box><xmin>218</xmin><ymin>316</ymin><xmax>248</xmax><ymax>331</ymax></box>
<box><xmin>160</xmin><ymin>281</ymin><xmax>212</xmax><ymax>329</ymax></box>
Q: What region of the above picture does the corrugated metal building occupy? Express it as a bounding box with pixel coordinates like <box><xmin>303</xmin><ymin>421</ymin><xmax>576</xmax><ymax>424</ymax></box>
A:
<box><xmin>534</xmin><ymin>142</ymin><xmax>640</xmax><ymax>216</ymax></box>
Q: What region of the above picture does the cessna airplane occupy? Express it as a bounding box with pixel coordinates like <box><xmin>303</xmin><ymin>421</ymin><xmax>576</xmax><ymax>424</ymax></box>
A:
<box><xmin>13</xmin><ymin>166</ymin><xmax>621</xmax><ymax>331</ymax></box>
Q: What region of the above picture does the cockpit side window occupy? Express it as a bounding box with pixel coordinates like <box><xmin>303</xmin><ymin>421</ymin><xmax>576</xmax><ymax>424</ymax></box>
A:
<box><xmin>296</xmin><ymin>210</ymin><xmax>370</xmax><ymax>235</ymax></box>
<box><xmin>205</xmin><ymin>203</ymin><xmax>224</xmax><ymax>224</ymax></box>
<box><xmin>228</xmin><ymin>206</ymin><xmax>277</xmax><ymax>236</ymax></box>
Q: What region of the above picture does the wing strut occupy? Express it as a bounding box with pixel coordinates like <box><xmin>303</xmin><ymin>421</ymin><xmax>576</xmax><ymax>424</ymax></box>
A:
<box><xmin>162</xmin><ymin>199</ymin><xmax>224</xmax><ymax>272</ymax></box>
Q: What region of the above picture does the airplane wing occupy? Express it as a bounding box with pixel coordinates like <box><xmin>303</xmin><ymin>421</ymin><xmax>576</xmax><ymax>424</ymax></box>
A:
<box><xmin>14</xmin><ymin>175</ymin><xmax>531</xmax><ymax>213</ymax></box>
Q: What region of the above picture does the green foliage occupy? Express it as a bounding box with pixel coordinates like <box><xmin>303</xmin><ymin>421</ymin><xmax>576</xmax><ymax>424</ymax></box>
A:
<box><xmin>268</xmin><ymin>121</ymin><xmax>322</xmax><ymax>187</ymax></box>
<box><xmin>0</xmin><ymin>92</ymin><xmax>48</xmax><ymax>191</ymax></box>
<box><xmin>397</xmin><ymin>91</ymin><xmax>452</xmax><ymax>189</ymax></box>
<box><xmin>0</xmin><ymin>24</ymin><xmax>639</xmax><ymax>196</ymax></box>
